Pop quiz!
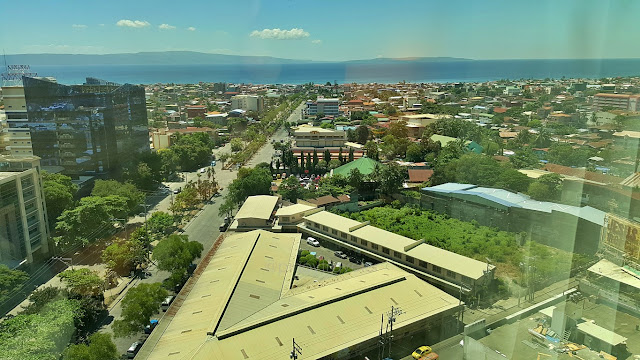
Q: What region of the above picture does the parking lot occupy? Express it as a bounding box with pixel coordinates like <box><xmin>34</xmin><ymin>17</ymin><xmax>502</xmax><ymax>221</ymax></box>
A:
<box><xmin>299</xmin><ymin>236</ymin><xmax>374</xmax><ymax>271</ymax></box>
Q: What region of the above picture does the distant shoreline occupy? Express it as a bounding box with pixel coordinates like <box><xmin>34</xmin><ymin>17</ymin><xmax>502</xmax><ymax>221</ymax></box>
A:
<box><xmin>6</xmin><ymin>59</ymin><xmax>640</xmax><ymax>86</ymax></box>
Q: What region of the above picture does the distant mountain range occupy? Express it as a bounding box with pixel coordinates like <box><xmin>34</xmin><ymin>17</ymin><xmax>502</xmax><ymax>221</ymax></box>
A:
<box><xmin>2</xmin><ymin>52</ymin><xmax>472</xmax><ymax>66</ymax></box>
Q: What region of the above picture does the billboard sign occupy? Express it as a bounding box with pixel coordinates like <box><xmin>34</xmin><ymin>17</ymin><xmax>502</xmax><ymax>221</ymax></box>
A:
<box><xmin>603</xmin><ymin>214</ymin><xmax>640</xmax><ymax>261</ymax></box>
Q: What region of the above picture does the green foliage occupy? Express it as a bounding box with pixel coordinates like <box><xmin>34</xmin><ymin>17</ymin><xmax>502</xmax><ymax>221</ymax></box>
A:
<box><xmin>20</xmin><ymin>287</ymin><xmax>64</xmax><ymax>315</ymax></box>
<box><xmin>55</xmin><ymin>195</ymin><xmax>128</xmax><ymax>250</ymax></box>
<box><xmin>0</xmin><ymin>299</ymin><xmax>80</xmax><ymax>360</ymax></box>
<box><xmin>58</xmin><ymin>268</ymin><xmax>104</xmax><ymax>296</ymax></box>
<box><xmin>42</xmin><ymin>172</ymin><xmax>78</xmax><ymax>229</ymax></box>
<box><xmin>355</xmin><ymin>125</ymin><xmax>370</xmax><ymax>144</ymax></box>
<box><xmin>527</xmin><ymin>173</ymin><xmax>563</xmax><ymax>201</ymax></box>
<box><xmin>112</xmin><ymin>283</ymin><xmax>167</xmax><ymax>338</ymax></box>
<box><xmin>546</xmin><ymin>143</ymin><xmax>595</xmax><ymax>167</ymax></box>
<box><xmin>0</xmin><ymin>265</ymin><xmax>29</xmax><ymax>306</ymax></box>
<box><xmin>278</xmin><ymin>176</ymin><xmax>306</xmax><ymax>202</ymax></box>
<box><xmin>147</xmin><ymin>211</ymin><xmax>175</xmax><ymax>237</ymax></box>
<box><xmin>63</xmin><ymin>332</ymin><xmax>118</xmax><ymax>360</ymax></box>
<box><xmin>165</xmin><ymin>133</ymin><xmax>214</xmax><ymax>171</ymax></box>
<box><xmin>124</xmin><ymin>152</ymin><xmax>163</xmax><ymax>191</ymax></box>
<box><xmin>509</xmin><ymin>147</ymin><xmax>540</xmax><ymax>169</ymax></box>
<box><xmin>300</xmin><ymin>250</ymin><xmax>310</xmax><ymax>257</ymax></box>
<box><xmin>102</xmin><ymin>235</ymin><xmax>146</xmax><ymax>275</ymax></box>
<box><xmin>91</xmin><ymin>180</ymin><xmax>145</xmax><ymax>215</ymax></box>
<box><xmin>153</xmin><ymin>234</ymin><xmax>204</xmax><ymax>274</ymax></box>
<box><xmin>405</xmin><ymin>143</ymin><xmax>424</xmax><ymax>162</ymax></box>
<box><xmin>370</xmin><ymin>163</ymin><xmax>406</xmax><ymax>196</ymax></box>
<box><xmin>230</xmin><ymin>138</ymin><xmax>244</xmax><ymax>152</ymax></box>
<box><xmin>226</xmin><ymin>166</ymin><xmax>272</xmax><ymax>205</ymax></box>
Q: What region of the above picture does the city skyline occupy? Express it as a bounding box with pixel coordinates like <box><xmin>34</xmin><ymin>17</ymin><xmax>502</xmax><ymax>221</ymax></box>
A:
<box><xmin>2</xmin><ymin>0</ymin><xmax>640</xmax><ymax>61</ymax></box>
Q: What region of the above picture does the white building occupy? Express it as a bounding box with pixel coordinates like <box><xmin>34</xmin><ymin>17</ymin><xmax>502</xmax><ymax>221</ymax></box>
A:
<box><xmin>1</xmin><ymin>85</ymin><xmax>33</xmax><ymax>157</ymax></box>
<box><xmin>230</xmin><ymin>95</ymin><xmax>264</xmax><ymax>112</ymax></box>
<box><xmin>292</xmin><ymin>126</ymin><xmax>347</xmax><ymax>148</ymax></box>
<box><xmin>0</xmin><ymin>155</ymin><xmax>50</xmax><ymax>267</ymax></box>
<box><xmin>305</xmin><ymin>98</ymin><xmax>340</xmax><ymax>116</ymax></box>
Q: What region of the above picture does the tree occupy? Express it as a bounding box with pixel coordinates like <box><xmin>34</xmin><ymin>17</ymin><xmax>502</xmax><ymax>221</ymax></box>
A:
<box><xmin>364</xmin><ymin>141</ymin><xmax>379</xmax><ymax>160</ymax></box>
<box><xmin>147</xmin><ymin>211</ymin><xmax>174</xmax><ymax>237</ymax></box>
<box><xmin>375</xmin><ymin>163</ymin><xmax>406</xmax><ymax>197</ymax></box>
<box><xmin>91</xmin><ymin>180</ymin><xmax>144</xmax><ymax>215</ymax></box>
<box><xmin>509</xmin><ymin>148</ymin><xmax>540</xmax><ymax>169</ymax></box>
<box><xmin>312</xmin><ymin>149</ymin><xmax>319</xmax><ymax>168</ymax></box>
<box><xmin>338</xmin><ymin>147</ymin><xmax>344</xmax><ymax>164</ymax></box>
<box><xmin>348</xmin><ymin>168</ymin><xmax>364</xmax><ymax>191</ymax></box>
<box><xmin>278</xmin><ymin>176</ymin><xmax>305</xmax><ymax>202</ymax></box>
<box><xmin>63</xmin><ymin>332</ymin><xmax>118</xmax><ymax>360</ymax></box>
<box><xmin>405</xmin><ymin>143</ymin><xmax>424</xmax><ymax>162</ymax></box>
<box><xmin>0</xmin><ymin>265</ymin><xmax>29</xmax><ymax>306</ymax></box>
<box><xmin>323</xmin><ymin>149</ymin><xmax>331</xmax><ymax>163</ymax></box>
<box><xmin>528</xmin><ymin>173</ymin><xmax>563</xmax><ymax>201</ymax></box>
<box><xmin>226</xmin><ymin>166</ymin><xmax>272</xmax><ymax>205</ymax></box>
<box><xmin>0</xmin><ymin>299</ymin><xmax>80</xmax><ymax>359</ymax></box>
<box><xmin>58</xmin><ymin>268</ymin><xmax>104</xmax><ymax>297</ymax></box>
<box><xmin>328</xmin><ymin>159</ymin><xmax>342</xmax><ymax>169</ymax></box>
<box><xmin>347</xmin><ymin>128</ymin><xmax>356</xmax><ymax>142</ymax></box>
<box><xmin>55</xmin><ymin>196</ymin><xmax>129</xmax><ymax>250</ymax></box>
<box><xmin>42</xmin><ymin>172</ymin><xmax>78</xmax><ymax>229</ymax></box>
<box><xmin>389</xmin><ymin>120</ymin><xmax>408</xmax><ymax>138</ymax></box>
<box><xmin>348</xmin><ymin>147</ymin><xmax>355</xmax><ymax>162</ymax></box>
<box><xmin>299</xmin><ymin>151</ymin><xmax>305</xmax><ymax>170</ymax></box>
<box><xmin>153</xmin><ymin>234</ymin><xmax>204</xmax><ymax>274</ymax></box>
<box><xmin>112</xmin><ymin>283</ymin><xmax>167</xmax><ymax>337</ymax></box>
<box><xmin>306</xmin><ymin>152</ymin><xmax>312</xmax><ymax>172</ymax></box>
<box><xmin>101</xmin><ymin>231</ymin><xmax>148</xmax><ymax>275</ymax></box>
<box><xmin>230</xmin><ymin>138</ymin><xmax>243</xmax><ymax>152</ymax></box>
<box><xmin>355</xmin><ymin>125</ymin><xmax>370</xmax><ymax>144</ymax></box>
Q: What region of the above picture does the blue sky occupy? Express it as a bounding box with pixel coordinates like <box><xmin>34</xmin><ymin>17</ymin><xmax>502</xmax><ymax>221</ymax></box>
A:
<box><xmin>1</xmin><ymin>0</ymin><xmax>639</xmax><ymax>61</ymax></box>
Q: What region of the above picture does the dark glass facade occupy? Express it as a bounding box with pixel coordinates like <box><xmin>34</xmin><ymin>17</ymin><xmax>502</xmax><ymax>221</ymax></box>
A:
<box><xmin>13</xmin><ymin>77</ymin><xmax>148</xmax><ymax>177</ymax></box>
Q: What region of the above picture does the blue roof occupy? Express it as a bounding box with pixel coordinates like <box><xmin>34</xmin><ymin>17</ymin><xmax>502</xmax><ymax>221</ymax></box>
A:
<box><xmin>423</xmin><ymin>183</ymin><xmax>605</xmax><ymax>226</ymax></box>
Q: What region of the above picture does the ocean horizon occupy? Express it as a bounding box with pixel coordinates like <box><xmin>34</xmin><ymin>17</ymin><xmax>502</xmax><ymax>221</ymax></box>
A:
<box><xmin>24</xmin><ymin>58</ymin><xmax>640</xmax><ymax>85</ymax></box>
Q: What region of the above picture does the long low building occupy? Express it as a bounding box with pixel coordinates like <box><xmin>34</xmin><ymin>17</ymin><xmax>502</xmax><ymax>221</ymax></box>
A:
<box><xmin>299</xmin><ymin>210</ymin><xmax>494</xmax><ymax>295</ymax></box>
<box><xmin>422</xmin><ymin>183</ymin><xmax>606</xmax><ymax>254</ymax></box>
<box><xmin>138</xmin><ymin>230</ymin><xmax>461</xmax><ymax>360</ymax></box>
<box><xmin>229</xmin><ymin>195</ymin><xmax>279</xmax><ymax>231</ymax></box>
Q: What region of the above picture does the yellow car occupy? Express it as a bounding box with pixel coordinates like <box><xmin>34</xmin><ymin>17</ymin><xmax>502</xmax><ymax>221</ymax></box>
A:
<box><xmin>412</xmin><ymin>346</ymin><xmax>432</xmax><ymax>359</ymax></box>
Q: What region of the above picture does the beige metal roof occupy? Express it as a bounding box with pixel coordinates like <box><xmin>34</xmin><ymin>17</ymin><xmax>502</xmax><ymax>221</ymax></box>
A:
<box><xmin>234</xmin><ymin>195</ymin><xmax>279</xmax><ymax>220</ymax></box>
<box><xmin>304</xmin><ymin>211</ymin><xmax>362</xmax><ymax>234</ymax></box>
<box><xmin>275</xmin><ymin>203</ymin><xmax>316</xmax><ymax>217</ymax></box>
<box><xmin>141</xmin><ymin>230</ymin><xmax>300</xmax><ymax>360</ymax></box>
<box><xmin>588</xmin><ymin>259</ymin><xmax>640</xmax><ymax>290</ymax></box>
<box><xmin>194</xmin><ymin>263</ymin><xmax>460</xmax><ymax>360</ymax></box>
<box><xmin>352</xmin><ymin>225</ymin><xmax>491</xmax><ymax>280</ymax></box>
<box><xmin>305</xmin><ymin>211</ymin><xmax>492</xmax><ymax>280</ymax></box>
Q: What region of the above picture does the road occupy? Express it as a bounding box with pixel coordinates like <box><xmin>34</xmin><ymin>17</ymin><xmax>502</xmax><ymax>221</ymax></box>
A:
<box><xmin>104</xmin><ymin>101</ymin><xmax>305</xmax><ymax>355</ymax></box>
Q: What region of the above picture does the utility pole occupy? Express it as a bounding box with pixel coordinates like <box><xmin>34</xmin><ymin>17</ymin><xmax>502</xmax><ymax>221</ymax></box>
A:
<box><xmin>377</xmin><ymin>314</ymin><xmax>385</xmax><ymax>360</ymax></box>
<box><xmin>386</xmin><ymin>306</ymin><xmax>403</xmax><ymax>359</ymax></box>
<box><xmin>289</xmin><ymin>338</ymin><xmax>302</xmax><ymax>360</ymax></box>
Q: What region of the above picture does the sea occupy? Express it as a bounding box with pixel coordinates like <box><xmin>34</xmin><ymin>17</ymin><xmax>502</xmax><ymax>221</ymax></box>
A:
<box><xmin>27</xmin><ymin>58</ymin><xmax>640</xmax><ymax>85</ymax></box>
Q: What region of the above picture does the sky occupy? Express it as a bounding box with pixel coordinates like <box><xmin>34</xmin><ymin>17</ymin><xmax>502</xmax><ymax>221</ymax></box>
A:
<box><xmin>1</xmin><ymin>0</ymin><xmax>640</xmax><ymax>61</ymax></box>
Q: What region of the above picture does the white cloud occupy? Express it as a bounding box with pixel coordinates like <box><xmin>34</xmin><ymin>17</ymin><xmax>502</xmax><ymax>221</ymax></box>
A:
<box><xmin>250</xmin><ymin>28</ymin><xmax>310</xmax><ymax>40</ymax></box>
<box><xmin>311</xmin><ymin>39</ymin><xmax>322</xmax><ymax>44</ymax></box>
<box><xmin>72</xmin><ymin>24</ymin><xmax>87</xmax><ymax>29</ymax></box>
<box><xmin>159</xmin><ymin>23</ymin><xmax>176</xmax><ymax>30</ymax></box>
<box><xmin>21</xmin><ymin>44</ymin><xmax>105</xmax><ymax>54</ymax></box>
<box><xmin>99</xmin><ymin>24</ymin><xmax>105</xmax><ymax>27</ymax></box>
<box><xmin>187</xmin><ymin>27</ymin><xmax>196</xmax><ymax>31</ymax></box>
<box><xmin>116</xmin><ymin>19</ymin><xmax>151</xmax><ymax>28</ymax></box>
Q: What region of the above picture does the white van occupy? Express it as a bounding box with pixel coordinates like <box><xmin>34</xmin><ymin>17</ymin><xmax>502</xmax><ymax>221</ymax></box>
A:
<box><xmin>161</xmin><ymin>295</ymin><xmax>175</xmax><ymax>312</ymax></box>
<box><xmin>306</xmin><ymin>237</ymin><xmax>320</xmax><ymax>247</ymax></box>
<box><xmin>127</xmin><ymin>342</ymin><xmax>141</xmax><ymax>358</ymax></box>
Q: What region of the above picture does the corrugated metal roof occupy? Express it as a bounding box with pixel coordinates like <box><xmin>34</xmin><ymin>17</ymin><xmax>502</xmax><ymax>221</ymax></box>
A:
<box><xmin>576</xmin><ymin>322</ymin><xmax>627</xmax><ymax>346</ymax></box>
<box><xmin>196</xmin><ymin>263</ymin><xmax>460</xmax><ymax>360</ymax></box>
<box><xmin>275</xmin><ymin>203</ymin><xmax>315</xmax><ymax>217</ymax></box>
<box><xmin>304</xmin><ymin>211</ymin><xmax>362</xmax><ymax>234</ymax></box>
<box><xmin>235</xmin><ymin>195</ymin><xmax>279</xmax><ymax>220</ymax></box>
<box><xmin>423</xmin><ymin>183</ymin><xmax>606</xmax><ymax>226</ymax></box>
<box><xmin>588</xmin><ymin>259</ymin><xmax>640</xmax><ymax>291</ymax></box>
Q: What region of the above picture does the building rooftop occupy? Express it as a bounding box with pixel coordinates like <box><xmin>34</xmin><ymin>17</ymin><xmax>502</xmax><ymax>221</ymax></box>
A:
<box><xmin>588</xmin><ymin>259</ymin><xmax>640</xmax><ymax>291</ymax></box>
<box><xmin>234</xmin><ymin>195</ymin><xmax>279</xmax><ymax>220</ymax></box>
<box><xmin>331</xmin><ymin>156</ymin><xmax>380</xmax><ymax>177</ymax></box>
<box><xmin>274</xmin><ymin>203</ymin><xmax>316</xmax><ymax>217</ymax></box>
<box><xmin>613</xmin><ymin>130</ymin><xmax>640</xmax><ymax>139</ymax></box>
<box><xmin>576</xmin><ymin>321</ymin><xmax>627</xmax><ymax>346</ymax></box>
<box><xmin>293</xmin><ymin>126</ymin><xmax>344</xmax><ymax>134</ymax></box>
<box><xmin>423</xmin><ymin>183</ymin><xmax>606</xmax><ymax>226</ymax></box>
<box><xmin>140</xmin><ymin>230</ymin><xmax>460</xmax><ymax>360</ymax></box>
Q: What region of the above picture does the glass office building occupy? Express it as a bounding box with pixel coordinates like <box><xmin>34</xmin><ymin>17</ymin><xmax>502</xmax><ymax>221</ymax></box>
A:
<box><xmin>10</xmin><ymin>77</ymin><xmax>149</xmax><ymax>177</ymax></box>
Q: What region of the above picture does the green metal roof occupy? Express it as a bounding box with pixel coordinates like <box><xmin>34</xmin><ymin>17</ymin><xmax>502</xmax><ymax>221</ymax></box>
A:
<box><xmin>332</xmin><ymin>157</ymin><xmax>380</xmax><ymax>177</ymax></box>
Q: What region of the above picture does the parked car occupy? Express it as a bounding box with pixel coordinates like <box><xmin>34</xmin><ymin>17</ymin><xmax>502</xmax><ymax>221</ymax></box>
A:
<box><xmin>219</xmin><ymin>222</ymin><xmax>229</xmax><ymax>232</ymax></box>
<box><xmin>364</xmin><ymin>261</ymin><xmax>374</xmax><ymax>267</ymax></box>
<box><xmin>161</xmin><ymin>295</ymin><xmax>175</xmax><ymax>312</ymax></box>
<box><xmin>334</xmin><ymin>262</ymin><xmax>343</xmax><ymax>269</ymax></box>
<box><xmin>412</xmin><ymin>346</ymin><xmax>433</xmax><ymax>359</ymax></box>
<box><xmin>173</xmin><ymin>188</ymin><xmax>181</xmax><ymax>194</ymax></box>
<box><xmin>334</xmin><ymin>251</ymin><xmax>348</xmax><ymax>259</ymax></box>
<box><xmin>210</xmin><ymin>160</ymin><xmax>216</xmax><ymax>166</ymax></box>
<box><xmin>306</xmin><ymin>237</ymin><xmax>320</xmax><ymax>247</ymax></box>
<box><xmin>200</xmin><ymin>168</ymin><xmax>206</xmax><ymax>173</ymax></box>
<box><xmin>127</xmin><ymin>342</ymin><xmax>142</xmax><ymax>358</ymax></box>
<box><xmin>144</xmin><ymin>319</ymin><xmax>158</xmax><ymax>334</ymax></box>
<box><xmin>348</xmin><ymin>256</ymin><xmax>361</xmax><ymax>264</ymax></box>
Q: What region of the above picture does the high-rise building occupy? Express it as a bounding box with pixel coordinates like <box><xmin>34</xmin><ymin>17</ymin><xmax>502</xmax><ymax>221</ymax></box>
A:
<box><xmin>5</xmin><ymin>76</ymin><xmax>149</xmax><ymax>178</ymax></box>
<box><xmin>0</xmin><ymin>155</ymin><xmax>50</xmax><ymax>267</ymax></box>
<box><xmin>1</xmin><ymin>84</ymin><xmax>34</xmax><ymax>157</ymax></box>
<box><xmin>230</xmin><ymin>94</ymin><xmax>264</xmax><ymax>112</ymax></box>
